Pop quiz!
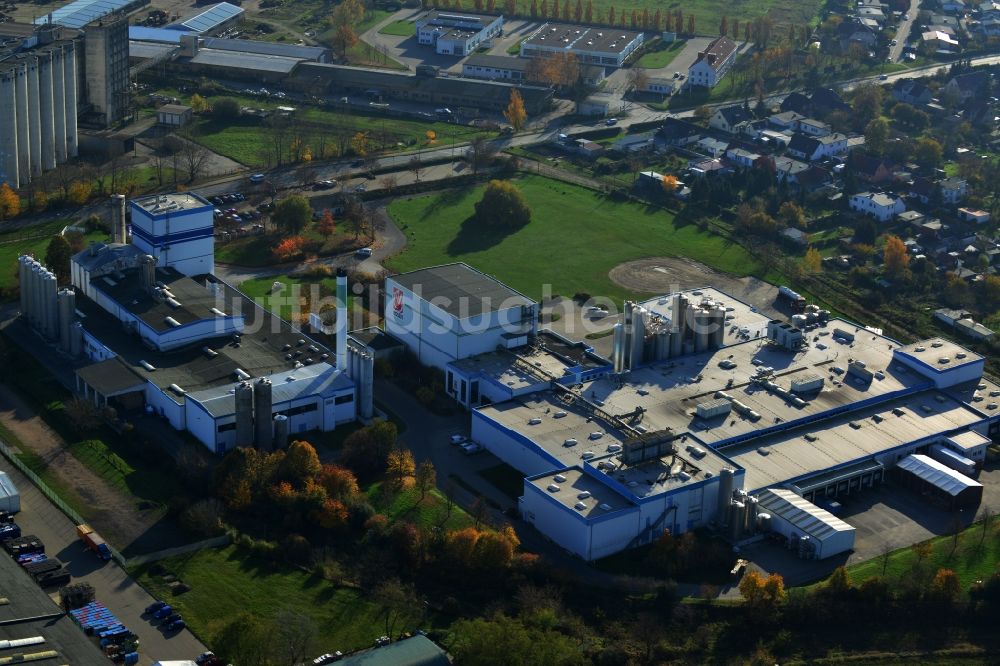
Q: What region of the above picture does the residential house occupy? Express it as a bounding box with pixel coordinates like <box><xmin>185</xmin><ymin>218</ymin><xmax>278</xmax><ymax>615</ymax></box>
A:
<box><xmin>941</xmin><ymin>0</ymin><xmax>967</xmax><ymax>13</ymax></box>
<box><xmin>940</xmin><ymin>177</ymin><xmax>968</xmax><ymax>204</ymax></box>
<box><xmin>724</xmin><ymin>147</ymin><xmax>760</xmax><ymax>168</ymax></box>
<box><xmin>922</xmin><ymin>30</ymin><xmax>961</xmax><ymax>51</ymax></box>
<box><xmin>943</xmin><ymin>70</ymin><xmax>991</xmax><ymax>101</ymax></box>
<box><xmin>659</xmin><ymin>117</ymin><xmax>702</xmax><ymax>146</ymax></box>
<box><xmin>781</xmin><ymin>227</ymin><xmax>809</xmax><ymax>245</ymax></box>
<box><xmin>910</xmin><ymin>176</ymin><xmax>938</xmax><ymax>204</ymax></box>
<box><xmin>837</xmin><ymin>19</ymin><xmax>877</xmax><ymax>49</ymax></box>
<box><xmin>850</xmin><ymin>153</ymin><xmax>896</xmax><ymax>184</ymax></box>
<box><xmin>688</xmin><ymin>157</ymin><xmax>733</xmax><ymax>177</ymax></box>
<box><xmin>710</xmin><ymin>104</ymin><xmax>754</xmax><ymax>134</ymax></box>
<box><xmin>856</xmin><ymin>6</ymin><xmax>887</xmax><ymax>24</ymax></box>
<box><xmin>687</xmin><ymin>36</ymin><xmax>739</xmax><ymax>88</ymax></box>
<box><xmin>850</xmin><ymin>191</ymin><xmax>906</xmax><ymax>221</ymax></box>
<box><xmin>898</xmin><ymin>210</ymin><xmax>926</xmax><ymax>229</ymax></box>
<box><xmin>799</xmin><ymin>118</ymin><xmax>831</xmax><ymax>136</ymax></box>
<box><xmin>696</xmin><ymin>136</ymin><xmax>730</xmax><ymax>157</ymax></box>
<box><xmin>573</xmin><ymin>139</ymin><xmax>604</xmax><ymax>158</ymax></box>
<box><xmin>769</xmin><ymin>155</ymin><xmax>811</xmax><ymax>184</ymax></box>
<box><xmin>796</xmin><ymin>166</ymin><xmax>833</xmax><ymax>192</ymax></box>
<box><xmin>892</xmin><ymin>79</ymin><xmax>934</xmax><ymax>105</ymax></box>
<box><xmin>768</xmin><ymin>110</ymin><xmax>807</xmax><ymax>131</ymax></box>
<box><xmin>786</xmin><ymin>133</ymin><xmax>848</xmax><ymax>161</ymax></box>
<box><xmin>959</xmin><ymin>207</ymin><xmax>991</xmax><ymax>223</ymax></box>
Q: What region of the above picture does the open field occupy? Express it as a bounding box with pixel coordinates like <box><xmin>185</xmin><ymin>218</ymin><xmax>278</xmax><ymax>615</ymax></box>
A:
<box><xmin>238</xmin><ymin>274</ymin><xmax>354</xmax><ymax>321</ymax></box>
<box><xmin>133</xmin><ymin>545</ymin><xmax>395</xmax><ymax>652</ymax></box>
<box><xmin>185</xmin><ymin>105</ymin><xmax>488</xmax><ymax>167</ymax></box>
<box><xmin>215</xmin><ymin>221</ymin><xmax>367</xmax><ymax>267</ymax></box>
<box><xmin>366</xmin><ymin>484</ymin><xmax>476</xmax><ymax>533</ymax></box>
<box><xmin>505</xmin><ymin>0</ymin><xmax>823</xmax><ymax>31</ymax></box>
<box><xmin>379</xmin><ymin>19</ymin><xmax>417</xmax><ymax>37</ymax></box>
<box><xmin>636</xmin><ymin>40</ymin><xmax>686</xmax><ymax>69</ymax></box>
<box><xmin>386</xmin><ymin>174</ymin><xmax>760</xmax><ymax>302</ymax></box>
<box><xmin>0</xmin><ymin>220</ymin><xmax>105</xmax><ymax>293</ymax></box>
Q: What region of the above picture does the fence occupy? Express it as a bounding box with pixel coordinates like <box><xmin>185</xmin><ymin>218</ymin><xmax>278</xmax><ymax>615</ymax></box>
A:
<box><xmin>0</xmin><ymin>438</ymin><xmax>128</xmax><ymax>569</ymax></box>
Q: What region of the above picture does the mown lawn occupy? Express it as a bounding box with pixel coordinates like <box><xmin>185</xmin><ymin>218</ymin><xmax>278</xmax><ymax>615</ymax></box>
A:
<box><xmin>378</xmin><ymin>19</ymin><xmax>416</xmax><ymax>37</ymax></box>
<box><xmin>0</xmin><ymin>220</ymin><xmax>106</xmax><ymax>293</ymax></box>
<box><xmin>818</xmin><ymin>517</ymin><xmax>1000</xmax><ymax>594</ymax></box>
<box><xmin>187</xmin><ymin>110</ymin><xmax>486</xmax><ymax>167</ymax></box>
<box><xmin>635</xmin><ymin>40</ymin><xmax>685</xmax><ymax>69</ymax></box>
<box><xmin>238</xmin><ymin>274</ymin><xmax>354</xmax><ymax>321</ymax></box>
<box><xmin>386</xmin><ymin>174</ymin><xmax>760</xmax><ymax>302</ymax></box>
<box><xmin>367</xmin><ymin>483</ymin><xmax>475</xmax><ymax>533</ymax></box>
<box><xmin>133</xmin><ymin>545</ymin><xmax>395</xmax><ymax>652</ymax></box>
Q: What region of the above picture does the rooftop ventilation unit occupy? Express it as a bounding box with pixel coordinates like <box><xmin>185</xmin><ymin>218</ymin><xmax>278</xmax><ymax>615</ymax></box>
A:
<box><xmin>139</xmin><ymin>360</ymin><xmax>156</xmax><ymax>371</ymax></box>
<box><xmin>547</xmin><ymin>484</ymin><xmax>560</xmax><ymax>492</ymax></box>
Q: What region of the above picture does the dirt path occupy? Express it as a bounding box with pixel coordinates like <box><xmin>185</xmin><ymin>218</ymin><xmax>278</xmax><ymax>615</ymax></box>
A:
<box><xmin>608</xmin><ymin>256</ymin><xmax>782</xmax><ymax>317</ymax></box>
<box><xmin>0</xmin><ymin>384</ymin><xmax>163</xmax><ymax>551</ymax></box>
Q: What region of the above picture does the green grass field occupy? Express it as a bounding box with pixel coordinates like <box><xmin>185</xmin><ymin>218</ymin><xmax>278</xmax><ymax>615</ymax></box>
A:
<box><xmin>507</xmin><ymin>0</ymin><xmax>822</xmax><ymax>31</ymax></box>
<box><xmin>187</xmin><ymin>108</ymin><xmax>487</xmax><ymax>167</ymax></box>
<box><xmin>635</xmin><ymin>40</ymin><xmax>685</xmax><ymax>69</ymax></box>
<box><xmin>378</xmin><ymin>19</ymin><xmax>416</xmax><ymax>37</ymax></box>
<box><xmin>238</xmin><ymin>274</ymin><xmax>354</xmax><ymax>321</ymax></box>
<box><xmin>822</xmin><ymin>518</ymin><xmax>1000</xmax><ymax>594</ymax></box>
<box><xmin>134</xmin><ymin>545</ymin><xmax>397</xmax><ymax>652</ymax></box>
<box><xmin>0</xmin><ymin>220</ymin><xmax>106</xmax><ymax>293</ymax></box>
<box><xmin>367</xmin><ymin>484</ymin><xmax>475</xmax><ymax>533</ymax></box>
<box><xmin>386</xmin><ymin>175</ymin><xmax>759</xmax><ymax>302</ymax></box>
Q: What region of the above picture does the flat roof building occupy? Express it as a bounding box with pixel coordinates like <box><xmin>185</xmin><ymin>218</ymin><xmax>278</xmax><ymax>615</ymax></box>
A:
<box><xmin>416</xmin><ymin>11</ymin><xmax>503</xmax><ymax>56</ymax></box>
<box><xmin>520</xmin><ymin>23</ymin><xmax>644</xmax><ymax>68</ymax></box>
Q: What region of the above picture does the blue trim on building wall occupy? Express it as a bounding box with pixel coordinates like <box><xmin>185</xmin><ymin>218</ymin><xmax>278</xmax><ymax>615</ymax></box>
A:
<box><xmin>473</xmin><ymin>408</ymin><xmax>565</xmax><ymax>470</ymax></box>
<box><xmin>129</xmin><ymin>202</ymin><xmax>213</xmax><ymax>222</ymax></box>
<box><xmin>130</xmin><ymin>224</ymin><xmax>214</xmax><ymax>247</ymax></box>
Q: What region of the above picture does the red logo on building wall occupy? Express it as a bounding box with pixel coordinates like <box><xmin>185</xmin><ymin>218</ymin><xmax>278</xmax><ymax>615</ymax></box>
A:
<box><xmin>392</xmin><ymin>287</ymin><xmax>404</xmax><ymax>316</ymax></box>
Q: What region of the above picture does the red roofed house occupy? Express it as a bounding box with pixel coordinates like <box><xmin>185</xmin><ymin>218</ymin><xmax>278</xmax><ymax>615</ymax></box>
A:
<box><xmin>687</xmin><ymin>36</ymin><xmax>739</xmax><ymax>88</ymax></box>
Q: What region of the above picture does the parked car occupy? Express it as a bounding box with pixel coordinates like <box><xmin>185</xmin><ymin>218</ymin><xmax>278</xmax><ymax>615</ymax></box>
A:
<box><xmin>312</xmin><ymin>653</ymin><xmax>344</xmax><ymax>665</ymax></box>
<box><xmin>144</xmin><ymin>601</ymin><xmax>166</xmax><ymax>615</ymax></box>
<box><xmin>449</xmin><ymin>434</ymin><xmax>467</xmax><ymax>445</ymax></box>
<box><xmin>153</xmin><ymin>605</ymin><xmax>173</xmax><ymax>620</ymax></box>
<box><xmin>162</xmin><ymin>613</ymin><xmax>183</xmax><ymax>625</ymax></box>
<box><xmin>195</xmin><ymin>653</ymin><xmax>216</xmax><ymax>666</ymax></box>
<box><xmin>374</xmin><ymin>636</ymin><xmax>390</xmax><ymax>647</ymax></box>
<box><xmin>605</xmin><ymin>118</ymin><xmax>618</xmax><ymax>126</ymax></box>
<box><xmin>356</xmin><ymin>247</ymin><xmax>373</xmax><ymax>258</ymax></box>
<box><xmin>354</xmin><ymin>183</ymin><xmax>367</xmax><ymax>192</ymax></box>
<box><xmin>166</xmin><ymin>619</ymin><xmax>186</xmax><ymax>632</ymax></box>
<box><xmin>461</xmin><ymin>442</ymin><xmax>485</xmax><ymax>455</ymax></box>
<box><xmin>249</xmin><ymin>173</ymin><xmax>266</xmax><ymax>183</ymax></box>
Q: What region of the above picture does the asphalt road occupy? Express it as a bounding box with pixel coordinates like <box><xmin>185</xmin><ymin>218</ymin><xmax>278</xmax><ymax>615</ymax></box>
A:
<box><xmin>889</xmin><ymin>0</ymin><xmax>922</xmax><ymax>62</ymax></box>
<box><xmin>0</xmin><ymin>457</ymin><xmax>208</xmax><ymax>665</ymax></box>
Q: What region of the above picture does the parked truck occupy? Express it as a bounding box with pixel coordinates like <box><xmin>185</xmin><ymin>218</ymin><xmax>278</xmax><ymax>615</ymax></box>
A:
<box><xmin>76</xmin><ymin>524</ymin><xmax>112</xmax><ymax>561</ymax></box>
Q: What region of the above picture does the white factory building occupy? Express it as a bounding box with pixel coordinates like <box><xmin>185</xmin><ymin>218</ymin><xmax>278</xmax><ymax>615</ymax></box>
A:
<box><xmin>389</xmin><ymin>269</ymin><xmax>999</xmax><ymax>562</ymax></box>
<box><xmin>520</xmin><ymin>23</ymin><xmax>644</xmax><ymax>68</ymax></box>
<box><xmin>415</xmin><ymin>11</ymin><xmax>504</xmax><ymax>56</ymax></box>
<box><xmin>384</xmin><ymin>263</ymin><xmax>539</xmax><ymax>373</ymax></box>
<box><xmin>20</xmin><ymin>192</ymin><xmax>375</xmax><ymax>454</ymax></box>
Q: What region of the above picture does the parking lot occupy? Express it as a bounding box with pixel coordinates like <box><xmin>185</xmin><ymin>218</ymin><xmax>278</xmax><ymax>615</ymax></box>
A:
<box><xmin>0</xmin><ymin>459</ymin><xmax>207</xmax><ymax>665</ymax></box>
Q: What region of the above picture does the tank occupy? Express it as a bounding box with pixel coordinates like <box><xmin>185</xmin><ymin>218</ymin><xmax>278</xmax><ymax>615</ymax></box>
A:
<box><xmin>629</xmin><ymin>306</ymin><xmax>646</xmax><ymax>369</ymax></box>
<box><xmin>728</xmin><ymin>501</ymin><xmax>745</xmax><ymax>541</ymax></box>
<box><xmin>670</xmin><ymin>294</ymin><xmax>684</xmax><ymax>357</ymax></box>
<box><xmin>140</xmin><ymin>255</ymin><xmax>156</xmax><ymax>294</ymax></box>
<box><xmin>359</xmin><ymin>350</ymin><xmax>374</xmax><ymax>420</ymax></box>
<box><xmin>42</xmin><ymin>270</ymin><xmax>58</xmax><ymax>340</ymax></box>
<box><xmin>50</xmin><ymin>46</ymin><xmax>66</xmax><ymax>163</ymax></box>
<box><xmin>717</xmin><ymin>468</ymin><xmax>735</xmax><ymax>525</ymax></box>
<box><xmin>756</xmin><ymin>512</ymin><xmax>771</xmax><ymax>532</ymax></box>
<box><xmin>710</xmin><ymin>306</ymin><xmax>726</xmax><ymax>348</ymax></box>
<box><xmin>62</xmin><ymin>42</ymin><xmax>77</xmax><ymax>158</ymax></box>
<box><xmin>14</xmin><ymin>60</ymin><xmax>29</xmax><ymax>182</ymax></box>
<box><xmin>29</xmin><ymin>262</ymin><xmax>42</xmax><ymax>329</ymax></box>
<box><xmin>654</xmin><ymin>329</ymin><xmax>670</xmax><ymax>361</ymax></box>
<box><xmin>110</xmin><ymin>195</ymin><xmax>127</xmax><ymax>244</ymax></box>
<box><xmin>18</xmin><ymin>256</ymin><xmax>30</xmax><ymax>318</ymax></box>
<box><xmin>26</xmin><ymin>58</ymin><xmax>41</xmax><ymax>176</ymax></box>
<box><xmin>336</xmin><ymin>269</ymin><xmax>348</xmax><ymax>371</ymax></box>
<box><xmin>272</xmin><ymin>414</ymin><xmax>289</xmax><ymax>449</ymax></box>
<box><xmin>253</xmin><ymin>377</ymin><xmax>273</xmax><ymax>450</ymax></box>
<box><xmin>744</xmin><ymin>496</ymin><xmax>758</xmax><ymax>534</ymax></box>
<box><xmin>612</xmin><ymin>323</ymin><xmax>625</xmax><ymax>374</ymax></box>
<box><xmin>694</xmin><ymin>309</ymin><xmax>710</xmax><ymax>353</ymax></box>
<box><xmin>57</xmin><ymin>288</ymin><xmax>75</xmax><ymax>352</ymax></box>
<box><xmin>234</xmin><ymin>381</ymin><xmax>254</xmax><ymax>448</ymax></box>
<box><xmin>37</xmin><ymin>50</ymin><xmax>55</xmax><ymax>171</ymax></box>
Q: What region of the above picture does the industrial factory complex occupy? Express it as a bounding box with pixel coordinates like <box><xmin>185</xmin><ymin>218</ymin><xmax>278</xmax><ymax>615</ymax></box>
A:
<box><xmin>385</xmin><ymin>266</ymin><xmax>998</xmax><ymax>562</ymax></box>
<box><xmin>18</xmin><ymin>192</ymin><xmax>374</xmax><ymax>455</ymax></box>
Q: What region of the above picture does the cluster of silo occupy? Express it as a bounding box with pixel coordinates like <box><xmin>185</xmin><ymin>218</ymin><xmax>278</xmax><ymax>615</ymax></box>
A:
<box><xmin>612</xmin><ymin>294</ymin><xmax>727</xmax><ymax>374</ymax></box>
<box><xmin>18</xmin><ymin>255</ymin><xmax>80</xmax><ymax>354</ymax></box>
<box><xmin>233</xmin><ymin>378</ymin><xmax>285</xmax><ymax>451</ymax></box>
<box><xmin>346</xmin><ymin>343</ymin><xmax>374</xmax><ymax>420</ymax></box>
<box><xmin>790</xmin><ymin>304</ymin><xmax>830</xmax><ymax>330</ymax></box>
<box><xmin>715</xmin><ymin>469</ymin><xmax>766</xmax><ymax>543</ymax></box>
<box><xmin>0</xmin><ymin>38</ymin><xmax>78</xmax><ymax>188</ymax></box>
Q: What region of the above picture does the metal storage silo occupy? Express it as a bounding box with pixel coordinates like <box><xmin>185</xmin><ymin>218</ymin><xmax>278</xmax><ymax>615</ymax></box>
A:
<box><xmin>234</xmin><ymin>381</ymin><xmax>254</xmax><ymax>448</ymax></box>
<box><xmin>58</xmin><ymin>288</ymin><xmax>75</xmax><ymax>352</ymax></box>
<box><xmin>37</xmin><ymin>50</ymin><xmax>55</xmax><ymax>171</ymax></box>
<box><xmin>744</xmin><ymin>496</ymin><xmax>758</xmax><ymax>534</ymax></box>
<box><xmin>140</xmin><ymin>255</ymin><xmax>156</xmax><ymax>294</ymax></box>
<box><xmin>62</xmin><ymin>42</ymin><xmax>77</xmax><ymax>158</ymax></box>
<box><xmin>253</xmin><ymin>377</ymin><xmax>273</xmax><ymax>450</ymax></box>
<box><xmin>29</xmin><ymin>262</ymin><xmax>42</xmax><ymax>330</ymax></box>
<box><xmin>612</xmin><ymin>323</ymin><xmax>625</xmax><ymax>374</ymax></box>
<box><xmin>110</xmin><ymin>195</ymin><xmax>127</xmax><ymax>244</ymax></box>
<box><xmin>717</xmin><ymin>467</ymin><xmax>734</xmax><ymax>525</ymax></box>
<box><xmin>756</xmin><ymin>512</ymin><xmax>771</xmax><ymax>532</ymax></box>
<box><xmin>14</xmin><ymin>61</ymin><xmax>30</xmax><ymax>182</ymax></box>
<box><xmin>273</xmin><ymin>414</ymin><xmax>289</xmax><ymax>449</ymax></box>
<box><xmin>728</xmin><ymin>502</ymin><xmax>745</xmax><ymax>542</ymax></box>
<box><xmin>694</xmin><ymin>309</ymin><xmax>710</xmax><ymax>353</ymax></box>
<box><xmin>359</xmin><ymin>351</ymin><xmax>374</xmax><ymax>420</ymax></box>
<box><xmin>42</xmin><ymin>270</ymin><xmax>59</xmax><ymax>340</ymax></box>
<box><xmin>0</xmin><ymin>67</ymin><xmax>19</xmax><ymax>186</ymax></box>
<box><xmin>711</xmin><ymin>306</ymin><xmax>726</xmax><ymax>348</ymax></box>
<box><xmin>630</xmin><ymin>306</ymin><xmax>646</xmax><ymax>369</ymax></box>
<box><xmin>335</xmin><ymin>269</ymin><xmax>347</xmax><ymax>371</ymax></box>
<box><xmin>18</xmin><ymin>256</ymin><xmax>29</xmax><ymax>318</ymax></box>
<box><xmin>50</xmin><ymin>46</ymin><xmax>66</xmax><ymax>163</ymax></box>
<box><xmin>26</xmin><ymin>57</ymin><xmax>41</xmax><ymax>177</ymax></box>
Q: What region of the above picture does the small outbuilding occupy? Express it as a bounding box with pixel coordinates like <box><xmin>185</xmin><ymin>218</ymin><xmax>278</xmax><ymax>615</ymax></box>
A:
<box><xmin>755</xmin><ymin>487</ymin><xmax>855</xmax><ymax>559</ymax></box>
<box><xmin>157</xmin><ymin>104</ymin><xmax>193</xmax><ymax>127</ymax></box>
<box><xmin>894</xmin><ymin>454</ymin><xmax>983</xmax><ymax>509</ymax></box>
